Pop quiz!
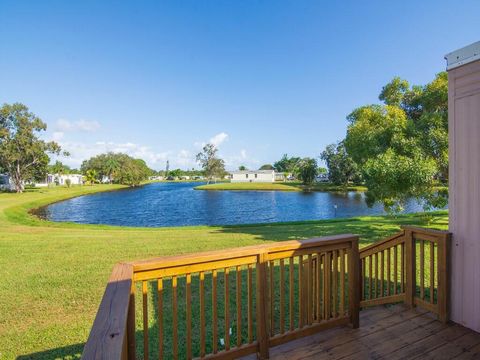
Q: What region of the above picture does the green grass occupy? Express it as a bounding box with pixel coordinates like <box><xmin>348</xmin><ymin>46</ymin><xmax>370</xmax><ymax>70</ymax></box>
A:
<box><xmin>0</xmin><ymin>185</ymin><xmax>448</xmax><ymax>359</ymax></box>
<box><xmin>195</xmin><ymin>181</ymin><xmax>367</xmax><ymax>192</ymax></box>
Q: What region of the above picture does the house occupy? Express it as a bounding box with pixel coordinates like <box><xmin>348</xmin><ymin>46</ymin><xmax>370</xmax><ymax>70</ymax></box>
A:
<box><xmin>47</xmin><ymin>173</ymin><xmax>84</xmax><ymax>186</ymax></box>
<box><xmin>274</xmin><ymin>172</ymin><xmax>286</xmax><ymax>181</ymax></box>
<box><xmin>230</xmin><ymin>170</ymin><xmax>275</xmax><ymax>183</ymax></box>
<box><xmin>0</xmin><ymin>174</ymin><xmax>15</xmax><ymax>191</ymax></box>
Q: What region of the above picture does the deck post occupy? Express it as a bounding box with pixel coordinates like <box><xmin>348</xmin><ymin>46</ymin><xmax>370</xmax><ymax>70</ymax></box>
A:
<box><xmin>437</xmin><ymin>233</ymin><xmax>451</xmax><ymax>323</ymax></box>
<box><xmin>256</xmin><ymin>252</ymin><xmax>270</xmax><ymax>359</ymax></box>
<box><xmin>404</xmin><ymin>229</ymin><xmax>416</xmax><ymax>308</ymax></box>
<box><xmin>348</xmin><ymin>236</ymin><xmax>360</xmax><ymax>328</ymax></box>
<box><xmin>127</xmin><ymin>279</ymin><xmax>136</xmax><ymax>360</ymax></box>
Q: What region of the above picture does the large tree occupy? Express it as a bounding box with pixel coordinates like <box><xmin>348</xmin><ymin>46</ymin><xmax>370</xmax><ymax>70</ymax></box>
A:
<box><xmin>273</xmin><ymin>154</ymin><xmax>300</xmax><ymax>173</ymax></box>
<box><xmin>344</xmin><ymin>73</ymin><xmax>448</xmax><ymax>211</ymax></box>
<box><xmin>196</xmin><ymin>144</ymin><xmax>225</xmax><ymax>183</ymax></box>
<box><xmin>0</xmin><ymin>103</ymin><xmax>65</xmax><ymax>192</ymax></box>
<box><xmin>321</xmin><ymin>141</ymin><xmax>361</xmax><ymax>186</ymax></box>
<box><xmin>295</xmin><ymin>157</ymin><xmax>318</xmax><ymax>185</ymax></box>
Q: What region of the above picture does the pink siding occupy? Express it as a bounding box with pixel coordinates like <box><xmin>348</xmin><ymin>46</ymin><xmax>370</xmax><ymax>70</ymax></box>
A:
<box><xmin>448</xmin><ymin>59</ymin><xmax>480</xmax><ymax>332</ymax></box>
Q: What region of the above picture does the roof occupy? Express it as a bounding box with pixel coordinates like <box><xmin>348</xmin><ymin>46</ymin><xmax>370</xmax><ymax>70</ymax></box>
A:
<box><xmin>445</xmin><ymin>41</ymin><xmax>480</xmax><ymax>70</ymax></box>
<box><xmin>230</xmin><ymin>170</ymin><xmax>275</xmax><ymax>174</ymax></box>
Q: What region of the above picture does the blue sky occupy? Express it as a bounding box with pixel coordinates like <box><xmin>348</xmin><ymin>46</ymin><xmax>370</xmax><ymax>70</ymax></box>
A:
<box><xmin>1</xmin><ymin>1</ymin><xmax>479</xmax><ymax>170</ymax></box>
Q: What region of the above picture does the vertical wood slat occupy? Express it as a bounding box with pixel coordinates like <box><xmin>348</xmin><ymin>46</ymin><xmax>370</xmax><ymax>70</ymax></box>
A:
<box><xmin>200</xmin><ymin>271</ymin><xmax>206</xmax><ymax>357</ymax></box>
<box><xmin>430</xmin><ymin>242</ymin><xmax>435</xmax><ymax>304</ymax></box>
<box><xmin>128</xmin><ymin>280</ymin><xmax>136</xmax><ymax>360</ymax></box>
<box><xmin>280</xmin><ymin>259</ymin><xmax>285</xmax><ymax>333</ymax></box>
<box><xmin>380</xmin><ymin>250</ymin><xmax>384</xmax><ymax>297</ymax></box>
<box><xmin>332</xmin><ymin>251</ymin><xmax>338</xmax><ymax>318</ymax></box>
<box><xmin>374</xmin><ymin>253</ymin><xmax>378</xmax><ymax>298</ymax></box>
<box><xmin>298</xmin><ymin>255</ymin><xmax>304</xmax><ymax>328</ymax></box>
<box><xmin>142</xmin><ymin>280</ymin><xmax>148</xmax><ymax>360</ymax></box>
<box><xmin>405</xmin><ymin>230</ymin><xmax>415</xmax><ymax>307</ymax></box>
<box><xmin>420</xmin><ymin>240</ymin><xmax>425</xmax><ymax>300</ymax></box>
<box><xmin>212</xmin><ymin>270</ymin><xmax>218</xmax><ymax>354</ymax></box>
<box><xmin>172</xmin><ymin>276</ymin><xmax>178</xmax><ymax>359</ymax></box>
<box><xmin>368</xmin><ymin>255</ymin><xmax>373</xmax><ymax>300</ymax></box>
<box><xmin>224</xmin><ymin>268</ymin><xmax>230</xmax><ymax>351</ymax></box>
<box><xmin>387</xmin><ymin>248</ymin><xmax>391</xmax><ymax>296</ymax></box>
<box><xmin>361</xmin><ymin>258</ymin><xmax>365</xmax><ymax>301</ymax></box>
<box><xmin>186</xmin><ymin>274</ymin><xmax>192</xmax><ymax>360</ymax></box>
<box><xmin>323</xmin><ymin>252</ymin><xmax>331</xmax><ymax>320</ymax></box>
<box><xmin>247</xmin><ymin>265</ymin><xmax>253</xmax><ymax>344</ymax></box>
<box><xmin>269</xmin><ymin>261</ymin><xmax>274</xmax><ymax>336</ymax></box>
<box><xmin>340</xmin><ymin>249</ymin><xmax>345</xmax><ymax>315</ymax></box>
<box><xmin>437</xmin><ymin>233</ymin><xmax>450</xmax><ymax>323</ymax></box>
<box><xmin>156</xmin><ymin>280</ymin><xmax>162</xmax><ymax>360</ymax></box>
<box><xmin>401</xmin><ymin>242</ymin><xmax>405</xmax><ymax>294</ymax></box>
<box><xmin>307</xmin><ymin>255</ymin><xmax>313</xmax><ymax>324</ymax></box>
<box><xmin>236</xmin><ymin>266</ymin><xmax>242</xmax><ymax>347</ymax></box>
<box><xmin>316</xmin><ymin>254</ymin><xmax>321</xmax><ymax>321</ymax></box>
<box><xmin>289</xmin><ymin>257</ymin><xmax>294</xmax><ymax>331</ymax></box>
<box><xmin>349</xmin><ymin>238</ymin><xmax>360</xmax><ymax>328</ymax></box>
<box><xmin>393</xmin><ymin>245</ymin><xmax>398</xmax><ymax>295</ymax></box>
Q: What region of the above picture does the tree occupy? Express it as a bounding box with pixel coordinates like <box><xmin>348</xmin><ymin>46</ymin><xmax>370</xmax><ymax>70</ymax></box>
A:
<box><xmin>238</xmin><ymin>165</ymin><xmax>247</xmax><ymax>171</ymax></box>
<box><xmin>343</xmin><ymin>73</ymin><xmax>448</xmax><ymax>212</ymax></box>
<box><xmin>259</xmin><ymin>164</ymin><xmax>274</xmax><ymax>170</ymax></box>
<box><xmin>196</xmin><ymin>144</ymin><xmax>225</xmax><ymax>183</ymax></box>
<box><xmin>48</xmin><ymin>160</ymin><xmax>71</xmax><ymax>175</ymax></box>
<box><xmin>295</xmin><ymin>157</ymin><xmax>318</xmax><ymax>185</ymax></box>
<box><xmin>85</xmin><ymin>169</ymin><xmax>98</xmax><ymax>185</ymax></box>
<box><xmin>321</xmin><ymin>142</ymin><xmax>361</xmax><ymax>186</ymax></box>
<box><xmin>274</xmin><ymin>154</ymin><xmax>300</xmax><ymax>173</ymax></box>
<box><xmin>0</xmin><ymin>103</ymin><xmax>65</xmax><ymax>192</ymax></box>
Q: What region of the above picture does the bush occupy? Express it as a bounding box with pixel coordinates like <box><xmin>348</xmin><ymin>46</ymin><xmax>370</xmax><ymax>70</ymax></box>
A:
<box><xmin>65</xmin><ymin>179</ymin><xmax>71</xmax><ymax>187</ymax></box>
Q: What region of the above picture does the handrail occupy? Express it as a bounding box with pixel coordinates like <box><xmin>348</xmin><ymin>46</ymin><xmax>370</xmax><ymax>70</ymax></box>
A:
<box><xmin>82</xmin><ymin>234</ymin><xmax>359</xmax><ymax>360</ymax></box>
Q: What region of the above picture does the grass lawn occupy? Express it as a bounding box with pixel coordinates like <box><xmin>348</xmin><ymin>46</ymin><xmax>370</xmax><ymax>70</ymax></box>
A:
<box><xmin>195</xmin><ymin>181</ymin><xmax>367</xmax><ymax>192</ymax></box>
<box><xmin>0</xmin><ymin>185</ymin><xmax>448</xmax><ymax>359</ymax></box>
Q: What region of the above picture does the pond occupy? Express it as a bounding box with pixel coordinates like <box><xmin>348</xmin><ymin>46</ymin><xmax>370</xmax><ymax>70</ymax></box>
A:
<box><xmin>37</xmin><ymin>182</ymin><xmax>433</xmax><ymax>227</ymax></box>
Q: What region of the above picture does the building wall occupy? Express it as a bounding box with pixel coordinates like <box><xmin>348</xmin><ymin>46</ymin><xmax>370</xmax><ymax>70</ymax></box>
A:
<box><xmin>231</xmin><ymin>172</ymin><xmax>274</xmax><ymax>183</ymax></box>
<box><xmin>448</xmin><ymin>58</ymin><xmax>480</xmax><ymax>332</ymax></box>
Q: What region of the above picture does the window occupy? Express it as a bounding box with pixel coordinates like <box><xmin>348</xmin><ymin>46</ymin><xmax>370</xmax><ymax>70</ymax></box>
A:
<box><xmin>255</xmin><ymin>174</ymin><xmax>258</xmax><ymax>178</ymax></box>
<box><xmin>246</xmin><ymin>174</ymin><xmax>248</xmax><ymax>179</ymax></box>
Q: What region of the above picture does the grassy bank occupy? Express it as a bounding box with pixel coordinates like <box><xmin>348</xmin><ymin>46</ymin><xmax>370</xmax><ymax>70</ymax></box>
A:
<box><xmin>0</xmin><ymin>185</ymin><xmax>447</xmax><ymax>359</ymax></box>
<box><xmin>195</xmin><ymin>181</ymin><xmax>367</xmax><ymax>192</ymax></box>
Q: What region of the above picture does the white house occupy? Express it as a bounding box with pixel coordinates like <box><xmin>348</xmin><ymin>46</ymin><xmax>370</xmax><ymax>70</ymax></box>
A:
<box><xmin>47</xmin><ymin>173</ymin><xmax>84</xmax><ymax>186</ymax></box>
<box><xmin>0</xmin><ymin>174</ymin><xmax>15</xmax><ymax>191</ymax></box>
<box><xmin>230</xmin><ymin>170</ymin><xmax>276</xmax><ymax>183</ymax></box>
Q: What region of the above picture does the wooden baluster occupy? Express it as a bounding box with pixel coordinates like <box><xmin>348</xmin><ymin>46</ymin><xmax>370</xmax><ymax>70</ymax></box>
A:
<box><xmin>437</xmin><ymin>233</ymin><xmax>450</xmax><ymax>323</ymax></box>
<box><xmin>340</xmin><ymin>249</ymin><xmax>345</xmax><ymax>316</ymax></box>
<box><xmin>404</xmin><ymin>230</ymin><xmax>415</xmax><ymax>308</ymax></box>
<box><xmin>430</xmin><ymin>242</ymin><xmax>435</xmax><ymax>304</ymax></box>
<box><xmin>212</xmin><ymin>270</ymin><xmax>218</xmax><ymax>354</ymax></box>
<box><xmin>368</xmin><ymin>255</ymin><xmax>373</xmax><ymax>300</ymax></box>
<box><xmin>420</xmin><ymin>240</ymin><xmax>425</xmax><ymax>300</ymax></box>
<box><xmin>380</xmin><ymin>250</ymin><xmax>384</xmax><ymax>297</ymax></box>
<box><xmin>269</xmin><ymin>260</ymin><xmax>274</xmax><ymax>336</ymax></box>
<box><xmin>236</xmin><ymin>266</ymin><xmax>242</xmax><ymax>347</ymax></box>
<box><xmin>332</xmin><ymin>251</ymin><xmax>338</xmax><ymax>318</ymax></box>
<box><xmin>393</xmin><ymin>245</ymin><xmax>398</xmax><ymax>295</ymax></box>
<box><xmin>374</xmin><ymin>253</ymin><xmax>378</xmax><ymax>298</ymax></box>
<box><xmin>172</xmin><ymin>276</ymin><xmax>178</xmax><ymax>359</ymax></box>
<box><xmin>186</xmin><ymin>274</ymin><xmax>192</xmax><ymax>360</ymax></box>
<box><xmin>280</xmin><ymin>259</ymin><xmax>285</xmax><ymax>334</ymax></box>
<box><xmin>349</xmin><ymin>237</ymin><xmax>360</xmax><ymax>329</ymax></box>
<box><xmin>142</xmin><ymin>281</ymin><xmax>148</xmax><ymax>360</ymax></box>
<box><xmin>361</xmin><ymin>258</ymin><xmax>365</xmax><ymax>301</ymax></box>
<box><xmin>387</xmin><ymin>248</ymin><xmax>391</xmax><ymax>297</ymax></box>
<box><xmin>256</xmin><ymin>254</ymin><xmax>269</xmax><ymax>359</ymax></box>
<box><xmin>289</xmin><ymin>257</ymin><xmax>294</xmax><ymax>330</ymax></box>
<box><xmin>200</xmin><ymin>271</ymin><xmax>205</xmax><ymax>357</ymax></box>
<box><xmin>307</xmin><ymin>254</ymin><xmax>313</xmax><ymax>324</ymax></box>
<box><xmin>324</xmin><ymin>252</ymin><xmax>331</xmax><ymax>320</ymax></box>
<box><xmin>401</xmin><ymin>242</ymin><xmax>405</xmax><ymax>294</ymax></box>
<box><xmin>247</xmin><ymin>265</ymin><xmax>253</xmax><ymax>343</ymax></box>
<box><xmin>298</xmin><ymin>255</ymin><xmax>304</xmax><ymax>327</ymax></box>
<box><xmin>224</xmin><ymin>268</ymin><xmax>230</xmax><ymax>351</ymax></box>
<box><xmin>316</xmin><ymin>253</ymin><xmax>322</xmax><ymax>321</ymax></box>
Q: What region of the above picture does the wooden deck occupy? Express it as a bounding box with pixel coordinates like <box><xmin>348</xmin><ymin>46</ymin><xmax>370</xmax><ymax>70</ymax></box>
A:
<box><xmin>242</xmin><ymin>305</ymin><xmax>480</xmax><ymax>360</ymax></box>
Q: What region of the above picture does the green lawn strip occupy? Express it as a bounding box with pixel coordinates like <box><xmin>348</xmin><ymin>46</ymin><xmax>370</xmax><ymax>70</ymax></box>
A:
<box><xmin>0</xmin><ymin>185</ymin><xmax>447</xmax><ymax>359</ymax></box>
<box><xmin>195</xmin><ymin>182</ymin><xmax>367</xmax><ymax>192</ymax></box>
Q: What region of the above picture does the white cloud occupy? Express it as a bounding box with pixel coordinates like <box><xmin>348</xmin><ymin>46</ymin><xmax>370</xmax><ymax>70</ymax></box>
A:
<box><xmin>56</xmin><ymin>118</ymin><xmax>101</xmax><ymax>132</ymax></box>
<box><xmin>52</xmin><ymin>131</ymin><xmax>64</xmax><ymax>141</ymax></box>
<box><xmin>210</xmin><ymin>132</ymin><xmax>229</xmax><ymax>147</ymax></box>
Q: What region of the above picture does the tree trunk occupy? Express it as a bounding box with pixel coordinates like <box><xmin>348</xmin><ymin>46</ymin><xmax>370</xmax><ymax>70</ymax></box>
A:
<box><xmin>13</xmin><ymin>163</ymin><xmax>24</xmax><ymax>193</ymax></box>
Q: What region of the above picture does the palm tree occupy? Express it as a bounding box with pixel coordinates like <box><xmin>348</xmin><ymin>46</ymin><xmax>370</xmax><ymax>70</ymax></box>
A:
<box><xmin>85</xmin><ymin>169</ymin><xmax>98</xmax><ymax>185</ymax></box>
<box><xmin>104</xmin><ymin>157</ymin><xmax>120</xmax><ymax>183</ymax></box>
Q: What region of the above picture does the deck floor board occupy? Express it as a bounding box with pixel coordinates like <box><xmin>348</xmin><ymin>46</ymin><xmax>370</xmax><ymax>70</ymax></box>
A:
<box><xmin>240</xmin><ymin>305</ymin><xmax>480</xmax><ymax>360</ymax></box>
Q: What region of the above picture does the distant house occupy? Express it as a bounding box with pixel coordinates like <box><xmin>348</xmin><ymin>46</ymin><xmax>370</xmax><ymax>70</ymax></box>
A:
<box><xmin>0</xmin><ymin>174</ymin><xmax>15</xmax><ymax>191</ymax></box>
<box><xmin>47</xmin><ymin>173</ymin><xmax>84</xmax><ymax>186</ymax></box>
<box><xmin>230</xmin><ymin>170</ymin><xmax>275</xmax><ymax>183</ymax></box>
<box><xmin>274</xmin><ymin>172</ymin><xmax>286</xmax><ymax>182</ymax></box>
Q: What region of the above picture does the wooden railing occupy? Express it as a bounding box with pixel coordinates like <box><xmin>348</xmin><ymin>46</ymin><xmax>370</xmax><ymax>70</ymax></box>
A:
<box><xmin>359</xmin><ymin>226</ymin><xmax>451</xmax><ymax>322</ymax></box>
<box><xmin>82</xmin><ymin>234</ymin><xmax>360</xmax><ymax>359</ymax></box>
